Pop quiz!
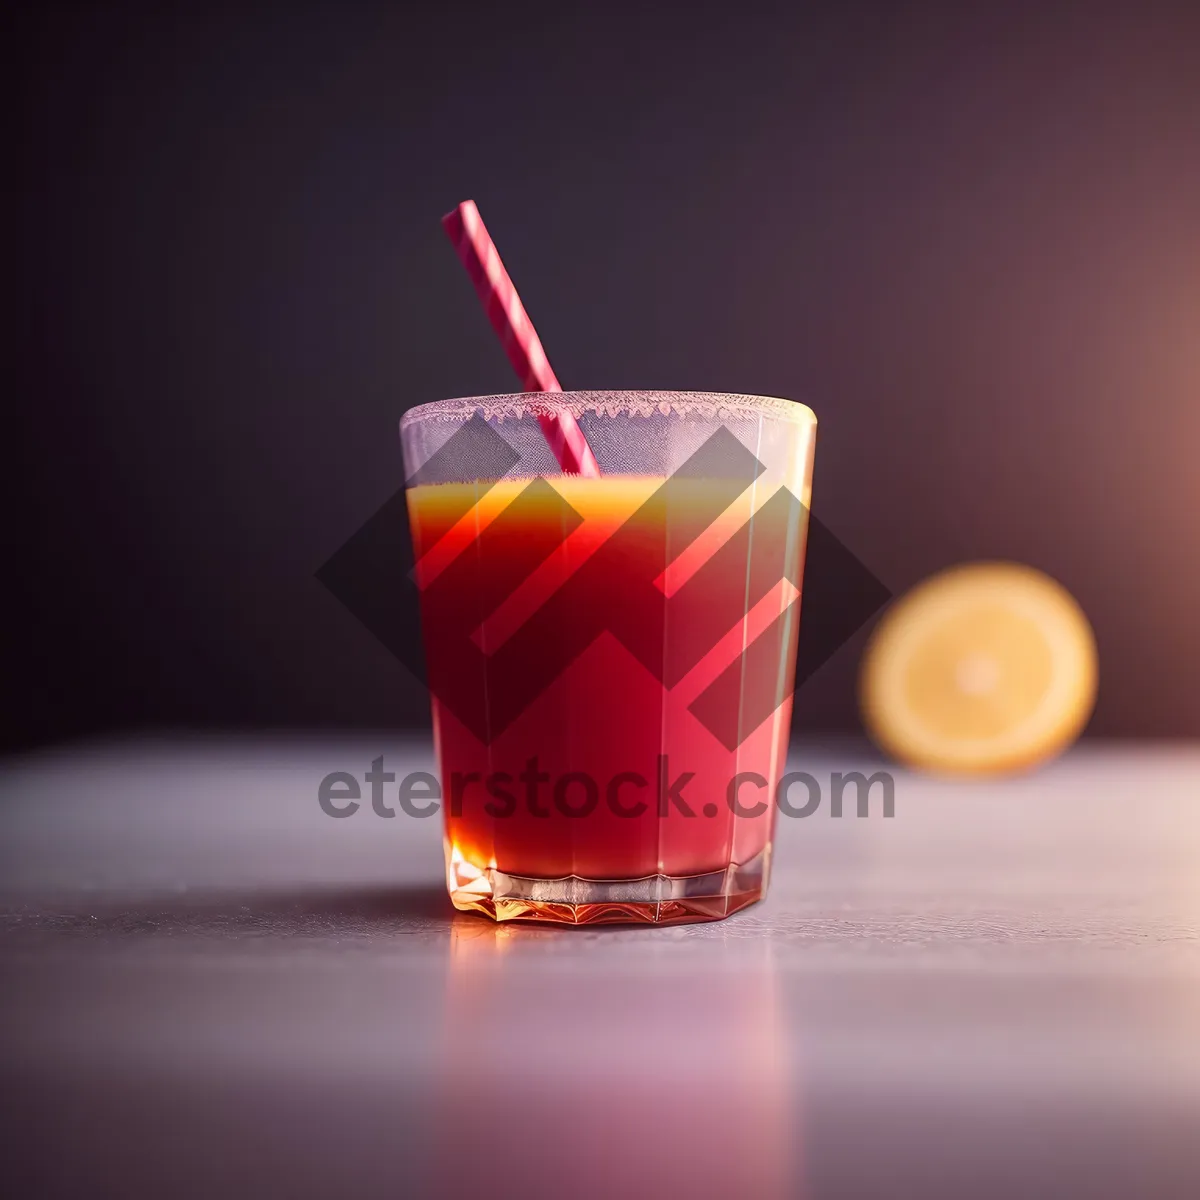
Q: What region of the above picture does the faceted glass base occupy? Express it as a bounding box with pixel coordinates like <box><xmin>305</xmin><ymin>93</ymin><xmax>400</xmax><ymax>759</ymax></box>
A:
<box><xmin>446</xmin><ymin>846</ymin><xmax>770</xmax><ymax>926</ymax></box>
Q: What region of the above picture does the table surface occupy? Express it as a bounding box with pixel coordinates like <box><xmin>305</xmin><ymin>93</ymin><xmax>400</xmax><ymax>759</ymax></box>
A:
<box><xmin>1</xmin><ymin>737</ymin><xmax>1198</xmax><ymax>1199</ymax></box>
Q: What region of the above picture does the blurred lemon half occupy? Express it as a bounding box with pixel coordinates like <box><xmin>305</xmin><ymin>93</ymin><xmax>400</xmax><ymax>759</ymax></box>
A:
<box><xmin>859</xmin><ymin>563</ymin><xmax>1097</xmax><ymax>776</ymax></box>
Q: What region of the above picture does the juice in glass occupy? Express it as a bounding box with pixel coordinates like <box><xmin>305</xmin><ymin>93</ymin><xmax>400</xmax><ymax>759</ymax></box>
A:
<box><xmin>401</xmin><ymin>392</ymin><xmax>815</xmax><ymax>924</ymax></box>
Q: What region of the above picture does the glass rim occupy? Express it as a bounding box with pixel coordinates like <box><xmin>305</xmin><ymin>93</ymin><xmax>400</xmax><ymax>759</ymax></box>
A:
<box><xmin>400</xmin><ymin>390</ymin><xmax>817</xmax><ymax>431</ymax></box>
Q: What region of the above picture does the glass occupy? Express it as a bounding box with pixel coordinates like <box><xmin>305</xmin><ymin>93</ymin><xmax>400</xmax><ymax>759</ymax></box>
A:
<box><xmin>401</xmin><ymin>391</ymin><xmax>816</xmax><ymax>924</ymax></box>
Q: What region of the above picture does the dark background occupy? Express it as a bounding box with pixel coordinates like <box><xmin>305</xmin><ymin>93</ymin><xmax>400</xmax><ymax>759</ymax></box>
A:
<box><xmin>7</xmin><ymin>1</ymin><xmax>1199</xmax><ymax>753</ymax></box>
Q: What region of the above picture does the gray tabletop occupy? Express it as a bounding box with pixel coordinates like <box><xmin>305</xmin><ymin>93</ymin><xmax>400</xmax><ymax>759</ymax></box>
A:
<box><xmin>2</xmin><ymin>737</ymin><xmax>1198</xmax><ymax>1198</ymax></box>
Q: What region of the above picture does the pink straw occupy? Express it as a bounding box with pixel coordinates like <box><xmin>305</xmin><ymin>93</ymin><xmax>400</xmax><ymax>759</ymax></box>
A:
<box><xmin>441</xmin><ymin>200</ymin><xmax>600</xmax><ymax>477</ymax></box>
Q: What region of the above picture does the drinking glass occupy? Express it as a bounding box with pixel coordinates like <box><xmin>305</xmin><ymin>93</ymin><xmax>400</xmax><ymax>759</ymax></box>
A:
<box><xmin>401</xmin><ymin>391</ymin><xmax>816</xmax><ymax>924</ymax></box>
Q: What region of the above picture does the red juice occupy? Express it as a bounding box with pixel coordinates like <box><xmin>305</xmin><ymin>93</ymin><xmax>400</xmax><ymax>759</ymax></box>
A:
<box><xmin>406</xmin><ymin>473</ymin><xmax>809</xmax><ymax>923</ymax></box>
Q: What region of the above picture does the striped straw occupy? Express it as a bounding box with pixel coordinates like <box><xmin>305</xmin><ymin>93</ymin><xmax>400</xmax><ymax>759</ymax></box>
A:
<box><xmin>441</xmin><ymin>200</ymin><xmax>601</xmax><ymax>477</ymax></box>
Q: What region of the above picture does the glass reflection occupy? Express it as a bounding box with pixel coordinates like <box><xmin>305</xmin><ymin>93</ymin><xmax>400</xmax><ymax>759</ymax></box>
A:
<box><xmin>433</xmin><ymin>915</ymin><xmax>800</xmax><ymax>1198</ymax></box>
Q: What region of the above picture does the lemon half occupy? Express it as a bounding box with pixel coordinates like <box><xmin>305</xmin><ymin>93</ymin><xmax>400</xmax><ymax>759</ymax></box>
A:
<box><xmin>860</xmin><ymin>563</ymin><xmax>1097</xmax><ymax>776</ymax></box>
